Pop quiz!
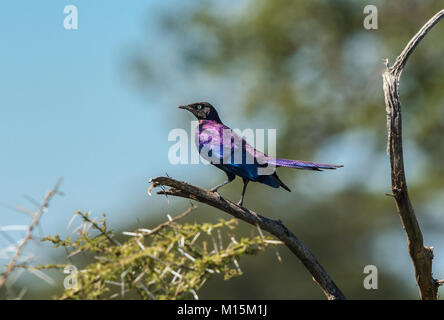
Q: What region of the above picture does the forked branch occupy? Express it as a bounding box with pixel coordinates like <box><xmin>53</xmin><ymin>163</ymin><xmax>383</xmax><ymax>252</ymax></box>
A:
<box><xmin>382</xmin><ymin>9</ymin><xmax>444</xmax><ymax>300</ymax></box>
<box><xmin>0</xmin><ymin>178</ymin><xmax>63</xmax><ymax>290</ymax></box>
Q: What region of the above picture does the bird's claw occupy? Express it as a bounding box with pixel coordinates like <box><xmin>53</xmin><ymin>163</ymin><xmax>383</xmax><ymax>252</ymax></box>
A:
<box><xmin>208</xmin><ymin>189</ymin><xmax>222</xmax><ymax>200</ymax></box>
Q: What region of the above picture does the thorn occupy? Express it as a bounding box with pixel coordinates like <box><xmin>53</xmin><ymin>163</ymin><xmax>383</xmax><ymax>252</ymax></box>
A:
<box><xmin>190</xmin><ymin>289</ymin><xmax>199</xmax><ymax>300</ymax></box>
<box><xmin>147</xmin><ymin>184</ymin><xmax>154</xmax><ymax>196</ymax></box>
<box><xmin>274</xmin><ymin>247</ymin><xmax>283</xmax><ymax>263</ymax></box>
<box><xmin>256</xmin><ymin>223</ymin><xmax>265</xmax><ymax>240</ymax></box>
<box><xmin>189</xmin><ymin>200</ymin><xmax>197</xmax><ymax>209</ymax></box>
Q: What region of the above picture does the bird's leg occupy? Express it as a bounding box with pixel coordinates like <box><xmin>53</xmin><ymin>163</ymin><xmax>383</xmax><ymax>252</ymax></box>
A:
<box><xmin>237</xmin><ymin>179</ymin><xmax>249</xmax><ymax>207</ymax></box>
<box><xmin>208</xmin><ymin>174</ymin><xmax>235</xmax><ymax>192</ymax></box>
<box><xmin>208</xmin><ymin>180</ymin><xmax>231</xmax><ymax>192</ymax></box>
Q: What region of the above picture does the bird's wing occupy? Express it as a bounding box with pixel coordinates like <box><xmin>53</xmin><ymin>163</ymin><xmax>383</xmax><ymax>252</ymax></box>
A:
<box><xmin>198</xmin><ymin>122</ymin><xmax>264</xmax><ymax>165</ymax></box>
<box><xmin>221</xmin><ymin>126</ymin><xmax>269</xmax><ymax>165</ymax></box>
<box><xmin>218</xmin><ymin>127</ymin><xmax>343</xmax><ymax>171</ymax></box>
<box><xmin>198</xmin><ymin>122</ymin><xmax>342</xmax><ymax>171</ymax></box>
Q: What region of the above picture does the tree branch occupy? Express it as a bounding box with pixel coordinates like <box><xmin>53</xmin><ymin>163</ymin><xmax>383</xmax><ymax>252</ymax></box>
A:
<box><xmin>382</xmin><ymin>9</ymin><xmax>444</xmax><ymax>300</ymax></box>
<box><xmin>0</xmin><ymin>178</ymin><xmax>63</xmax><ymax>290</ymax></box>
<box><xmin>148</xmin><ymin>176</ymin><xmax>346</xmax><ymax>300</ymax></box>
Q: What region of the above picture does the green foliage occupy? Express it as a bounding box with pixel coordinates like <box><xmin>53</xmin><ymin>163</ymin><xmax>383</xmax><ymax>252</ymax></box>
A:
<box><xmin>39</xmin><ymin>211</ymin><xmax>278</xmax><ymax>300</ymax></box>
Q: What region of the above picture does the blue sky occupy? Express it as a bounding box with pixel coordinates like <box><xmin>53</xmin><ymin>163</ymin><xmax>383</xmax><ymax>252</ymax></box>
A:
<box><xmin>0</xmin><ymin>1</ymin><xmax>186</xmax><ymax>240</ymax></box>
<box><xmin>0</xmin><ymin>0</ymin><xmax>263</xmax><ymax>241</ymax></box>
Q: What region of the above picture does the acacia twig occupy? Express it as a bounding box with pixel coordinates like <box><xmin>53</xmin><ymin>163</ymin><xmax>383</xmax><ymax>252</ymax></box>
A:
<box><xmin>75</xmin><ymin>211</ymin><xmax>121</xmax><ymax>246</ymax></box>
<box><xmin>382</xmin><ymin>9</ymin><xmax>444</xmax><ymax>300</ymax></box>
<box><xmin>139</xmin><ymin>204</ymin><xmax>196</xmax><ymax>238</ymax></box>
<box><xmin>0</xmin><ymin>178</ymin><xmax>63</xmax><ymax>290</ymax></box>
<box><xmin>148</xmin><ymin>176</ymin><xmax>346</xmax><ymax>300</ymax></box>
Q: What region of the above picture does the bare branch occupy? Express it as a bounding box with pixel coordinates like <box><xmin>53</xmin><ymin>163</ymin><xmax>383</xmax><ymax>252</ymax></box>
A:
<box><xmin>390</xmin><ymin>9</ymin><xmax>444</xmax><ymax>76</ymax></box>
<box><xmin>148</xmin><ymin>176</ymin><xmax>346</xmax><ymax>300</ymax></box>
<box><xmin>139</xmin><ymin>203</ymin><xmax>196</xmax><ymax>238</ymax></box>
<box><xmin>382</xmin><ymin>9</ymin><xmax>444</xmax><ymax>300</ymax></box>
<box><xmin>0</xmin><ymin>178</ymin><xmax>63</xmax><ymax>290</ymax></box>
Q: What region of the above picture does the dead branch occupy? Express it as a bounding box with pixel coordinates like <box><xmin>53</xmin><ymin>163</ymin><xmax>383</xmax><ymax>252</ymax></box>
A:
<box><xmin>382</xmin><ymin>9</ymin><xmax>444</xmax><ymax>300</ymax></box>
<box><xmin>148</xmin><ymin>176</ymin><xmax>346</xmax><ymax>300</ymax></box>
<box><xmin>0</xmin><ymin>178</ymin><xmax>63</xmax><ymax>290</ymax></box>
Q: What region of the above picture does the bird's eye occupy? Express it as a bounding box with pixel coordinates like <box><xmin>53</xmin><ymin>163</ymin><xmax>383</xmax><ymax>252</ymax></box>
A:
<box><xmin>196</xmin><ymin>104</ymin><xmax>202</xmax><ymax>110</ymax></box>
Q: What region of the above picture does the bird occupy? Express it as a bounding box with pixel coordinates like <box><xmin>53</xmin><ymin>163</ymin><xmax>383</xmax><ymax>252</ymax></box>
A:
<box><xmin>178</xmin><ymin>102</ymin><xmax>343</xmax><ymax>206</ymax></box>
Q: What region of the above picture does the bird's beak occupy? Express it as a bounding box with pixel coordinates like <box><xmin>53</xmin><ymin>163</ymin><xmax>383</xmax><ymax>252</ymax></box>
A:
<box><xmin>178</xmin><ymin>105</ymin><xmax>192</xmax><ymax>112</ymax></box>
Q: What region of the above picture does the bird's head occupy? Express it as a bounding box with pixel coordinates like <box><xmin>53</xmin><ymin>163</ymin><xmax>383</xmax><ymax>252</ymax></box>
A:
<box><xmin>178</xmin><ymin>102</ymin><xmax>221</xmax><ymax>123</ymax></box>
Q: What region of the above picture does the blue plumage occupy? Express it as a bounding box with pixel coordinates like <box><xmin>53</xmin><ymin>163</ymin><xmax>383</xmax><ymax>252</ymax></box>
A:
<box><xmin>179</xmin><ymin>102</ymin><xmax>342</xmax><ymax>206</ymax></box>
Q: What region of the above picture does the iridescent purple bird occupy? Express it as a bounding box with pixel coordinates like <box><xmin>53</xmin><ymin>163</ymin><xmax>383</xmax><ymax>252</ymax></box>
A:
<box><xmin>179</xmin><ymin>102</ymin><xmax>343</xmax><ymax>206</ymax></box>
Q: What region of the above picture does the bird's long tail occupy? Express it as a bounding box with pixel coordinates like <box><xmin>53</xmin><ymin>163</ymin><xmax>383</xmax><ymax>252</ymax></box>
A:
<box><xmin>267</xmin><ymin>158</ymin><xmax>343</xmax><ymax>171</ymax></box>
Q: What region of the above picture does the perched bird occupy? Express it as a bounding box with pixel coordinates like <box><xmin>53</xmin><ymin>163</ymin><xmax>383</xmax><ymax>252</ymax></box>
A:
<box><xmin>179</xmin><ymin>102</ymin><xmax>342</xmax><ymax>206</ymax></box>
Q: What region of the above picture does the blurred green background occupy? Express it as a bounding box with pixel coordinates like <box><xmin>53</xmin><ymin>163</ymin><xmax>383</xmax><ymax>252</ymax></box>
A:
<box><xmin>1</xmin><ymin>0</ymin><xmax>444</xmax><ymax>299</ymax></box>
